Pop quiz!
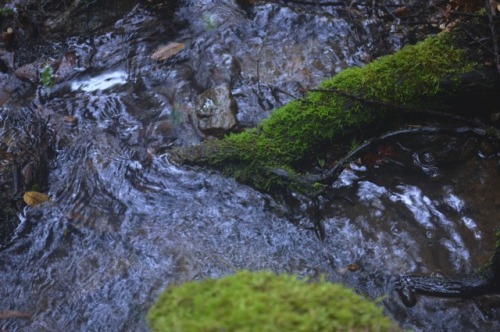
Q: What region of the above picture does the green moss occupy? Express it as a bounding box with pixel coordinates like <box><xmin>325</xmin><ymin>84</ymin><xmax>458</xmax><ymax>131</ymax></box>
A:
<box><xmin>0</xmin><ymin>7</ymin><xmax>15</xmax><ymax>16</ymax></box>
<box><xmin>176</xmin><ymin>33</ymin><xmax>475</xmax><ymax>192</ymax></box>
<box><xmin>479</xmin><ymin>230</ymin><xmax>500</xmax><ymax>280</ymax></box>
<box><xmin>147</xmin><ymin>270</ymin><xmax>396</xmax><ymax>332</ymax></box>
<box><xmin>324</xmin><ymin>35</ymin><xmax>474</xmax><ymax>105</ymax></box>
<box><xmin>40</xmin><ymin>64</ymin><xmax>54</xmax><ymax>88</ymax></box>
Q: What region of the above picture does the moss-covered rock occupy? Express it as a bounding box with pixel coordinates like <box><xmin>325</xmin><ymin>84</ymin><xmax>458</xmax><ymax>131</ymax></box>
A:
<box><xmin>172</xmin><ymin>33</ymin><xmax>481</xmax><ymax>193</ymax></box>
<box><xmin>147</xmin><ymin>270</ymin><xmax>396</xmax><ymax>332</ymax></box>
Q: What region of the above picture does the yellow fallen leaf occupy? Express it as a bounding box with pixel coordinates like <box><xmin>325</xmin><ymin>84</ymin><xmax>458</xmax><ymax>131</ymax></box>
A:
<box><xmin>23</xmin><ymin>191</ymin><xmax>50</xmax><ymax>207</ymax></box>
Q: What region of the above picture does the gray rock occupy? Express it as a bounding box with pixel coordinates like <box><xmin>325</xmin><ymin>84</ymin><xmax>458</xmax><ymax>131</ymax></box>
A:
<box><xmin>194</xmin><ymin>84</ymin><xmax>237</xmax><ymax>137</ymax></box>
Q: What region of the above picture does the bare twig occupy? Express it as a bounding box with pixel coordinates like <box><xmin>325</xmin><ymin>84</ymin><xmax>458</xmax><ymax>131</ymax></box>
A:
<box><xmin>485</xmin><ymin>0</ymin><xmax>500</xmax><ymax>74</ymax></box>
<box><xmin>306</xmin><ymin>125</ymin><xmax>496</xmax><ymax>185</ymax></box>
<box><xmin>271</xmin><ymin>124</ymin><xmax>499</xmax><ymax>191</ymax></box>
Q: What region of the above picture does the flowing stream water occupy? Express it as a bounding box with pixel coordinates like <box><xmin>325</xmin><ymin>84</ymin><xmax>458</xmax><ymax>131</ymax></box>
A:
<box><xmin>1</xmin><ymin>1</ymin><xmax>499</xmax><ymax>331</ymax></box>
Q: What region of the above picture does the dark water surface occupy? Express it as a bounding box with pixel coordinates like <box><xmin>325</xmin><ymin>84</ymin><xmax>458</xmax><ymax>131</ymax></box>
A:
<box><xmin>1</xmin><ymin>1</ymin><xmax>499</xmax><ymax>331</ymax></box>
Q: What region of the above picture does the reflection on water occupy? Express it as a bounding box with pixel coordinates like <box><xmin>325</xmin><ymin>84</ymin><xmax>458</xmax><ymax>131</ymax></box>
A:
<box><xmin>0</xmin><ymin>1</ymin><xmax>499</xmax><ymax>331</ymax></box>
<box><xmin>71</xmin><ymin>71</ymin><xmax>129</xmax><ymax>92</ymax></box>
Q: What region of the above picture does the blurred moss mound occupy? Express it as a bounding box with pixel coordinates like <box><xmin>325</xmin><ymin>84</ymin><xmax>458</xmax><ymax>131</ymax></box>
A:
<box><xmin>147</xmin><ymin>270</ymin><xmax>396</xmax><ymax>332</ymax></box>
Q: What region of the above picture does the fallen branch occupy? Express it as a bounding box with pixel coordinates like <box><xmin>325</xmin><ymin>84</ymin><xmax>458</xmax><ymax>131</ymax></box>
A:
<box><xmin>312</xmin><ymin>125</ymin><xmax>497</xmax><ymax>184</ymax></box>
<box><xmin>271</xmin><ymin>124</ymin><xmax>499</xmax><ymax>191</ymax></box>
<box><xmin>394</xmin><ymin>275</ymin><xmax>500</xmax><ymax>307</ymax></box>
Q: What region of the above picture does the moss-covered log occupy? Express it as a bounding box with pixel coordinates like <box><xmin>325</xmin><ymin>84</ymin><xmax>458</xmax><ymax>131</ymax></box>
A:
<box><xmin>171</xmin><ymin>32</ymin><xmax>497</xmax><ymax>193</ymax></box>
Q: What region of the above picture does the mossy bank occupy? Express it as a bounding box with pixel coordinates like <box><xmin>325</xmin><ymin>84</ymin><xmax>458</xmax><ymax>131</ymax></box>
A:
<box><xmin>147</xmin><ymin>270</ymin><xmax>397</xmax><ymax>332</ymax></box>
<box><xmin>171</xmin><ymin>32</ymin><xmax>495</xmax><ymax>193</ymax></box>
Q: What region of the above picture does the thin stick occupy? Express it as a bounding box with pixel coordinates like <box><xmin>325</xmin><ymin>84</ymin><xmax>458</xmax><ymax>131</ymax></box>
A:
<box><xmin>485</xmin><ymin>0</ymin><xmax>500</xmax><ymax>74</ymax></box>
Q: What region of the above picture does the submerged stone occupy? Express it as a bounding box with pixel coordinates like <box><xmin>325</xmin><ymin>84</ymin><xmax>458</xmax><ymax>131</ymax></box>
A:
<box><xmin>194</xmin><ymin>83</ymin><xmax>238</xmax><ymax>137</ymax></box>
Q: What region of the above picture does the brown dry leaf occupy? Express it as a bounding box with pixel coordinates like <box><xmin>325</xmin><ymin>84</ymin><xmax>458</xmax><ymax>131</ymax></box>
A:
<box><xmin>64</xmin><ymin>115</ymin><xmax>77</xmax><ymax>123</ymax></box>
<box><xmin>0</xmin><ymin>310</ymin><xmax>32</xmax><ymax>320</ymax></box>
<box><xmin>151</xmin><ymin>42</ymin><xmax>185</xmax><ymax>61</ymax></box>
<box><xmin>23</xmin><ymin>191</ymin><xmax>50</xmax><ymax>207</ymax></box>
<box><xmin>347</xmin><ymin>263</ymin><xmax>359</xmax><ymax>271</ymax></box>
<box><xmin>393</xmin><ymin>6</ymin><xmax>410</xmax><ymax>18</ymax></box>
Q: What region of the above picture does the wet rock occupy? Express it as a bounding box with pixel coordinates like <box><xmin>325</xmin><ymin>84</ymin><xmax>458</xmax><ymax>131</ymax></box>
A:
<box><xmin>13</xmin><ymin>61</ymin><xmax>40</xmax><ymax>83</ymax></box>
<box><xmin>0</xmin><ymin>50</ymin><xmax>13</xmax><ymax>72</ymax></box>
<box><xmin>52</xmin><ymin>51</ymin><xmax>79</xmax><ymax>83</ymax></box>
<box><xmin>0</xmin><ymin>105</ymin><xmax>53</xmax><ymax>248</ymax></box>
<box><xmin>194</xmin><ymin>84</ymin><xmax>238</xmax><ymax>137</ymax></box>
<box><xmin>145</xmin><ymin>119</ymin><xmax>177</xmax><ymax>150</ymax></box>
<box><xmin>0</xmin><ymin>72</ymin><xmax>30</xmax><ymax>105</ymax></box>
<box><xmin>491</xmin><ymin>112</ymin><xmax>500</xmax><ymax>123</ymax></box>
<box><xmin>42</xmin><ymin>0</ymin><xmax>138</xmax><ymax>38</ymax></box>
<box><xmin>175</xmin><ymin>1</ymin><xmax>419</xmax><ymax>128</ymax></box>
<box><xmin>478</xmin><ymin>140</ymin><xmax>497</xmax><ymax>158</ymax></box>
